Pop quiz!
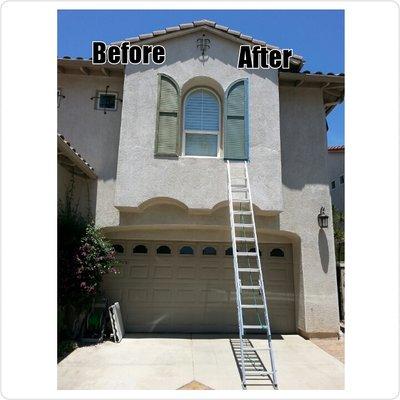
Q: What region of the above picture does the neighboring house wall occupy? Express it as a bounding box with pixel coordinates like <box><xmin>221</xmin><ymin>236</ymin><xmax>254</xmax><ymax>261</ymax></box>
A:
<box><xmin>279</xmin><ymin>86</ymin><xmax>339</xmax><ymax>335</ymax></box>
<box><xmin>115</xmin><ymin>31</ymin><xmax>283</xmax><ymax>212</ymax></box>
<box><xmin>327</xmin><ymin>149</ymin><xmax>344</xmax><ymax>212</ymax></box>
<box><xmin>57</xmin><ymin>73</ymin><xmax>124</xmax><ymax>226</ymax></box>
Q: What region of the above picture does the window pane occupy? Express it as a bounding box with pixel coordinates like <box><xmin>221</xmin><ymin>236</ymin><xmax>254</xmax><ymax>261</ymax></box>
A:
<box><xmin>185</xmin><ymin>89</ymin><xmax>219</xmax><ymax>131</ymax></box>
<box><xmin>113</xmin><ymin>244</ymin><xmax>124</xmax><ymax>254</ymax></box>
<box><xmin>180</xmin><ymin>246</ymin><xmax>194</xmax><ymax>255</ymax></box>
<box><xmin>133</xmin><ymin>245</ymin><xmax>148</xmax><ymax>254</ymax></box>
<box><xmin>99</xmin><ymin>94</ymin><xmax>116</xmax><ymax>109</ymax></box>
<box><xmin>185</xmin><ymin>133</ymin><xmax>217</xmax><ymax>157</ymax></box>
<box><xmin>203</xmin><ymin>246</ymin><xmax>217</xmax><ymax>255</ymax></box>
<box><xmin>157</xmin><ymin>245</ymin><xmax>171</xmax><ymax>254</ymax></box>
<box><xmin>225</xmin><ymin>247</ymin><xmax>233</xmax><ymax>256</ymax></box>
<box><xmin>270</xmin><ymin>248</ymin><xmax>284</xmax><ymax>257</ymax></box>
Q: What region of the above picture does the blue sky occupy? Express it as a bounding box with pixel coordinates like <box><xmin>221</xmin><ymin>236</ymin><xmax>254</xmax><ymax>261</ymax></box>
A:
<box><xmin>58</xmin><ymin>10</ymin><xmax>344</xmax><ymax>146</ymax></box>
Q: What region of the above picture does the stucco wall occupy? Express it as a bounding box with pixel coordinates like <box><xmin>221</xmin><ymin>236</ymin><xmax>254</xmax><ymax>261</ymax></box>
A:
<box><xmin>327</xmin><ymin>151</ymin><xmax>344</xmax><ymax>212</ymax></box>
<box><xmin>57</xmin><ymin>74</ymin><xmax>124</xmax><ymax>226</ymax></box>
<box><xmin>57</xmin><ymin>163</ymin><xmax>96</xmax><ymax>218</ymax></box>
<box><xmin>57</xmin><ymin>34</ymin><xmax>340</xmax><ymax>336</ymax></box>
<box><xmin>279</xmin><ymin>86</ymin><xmax>340</xmax><ymax>335</ymax></box>
<box><xmin>115</xmin><ymin>30</ymin><xmax>283</xmax><ymax>212</ymax></box>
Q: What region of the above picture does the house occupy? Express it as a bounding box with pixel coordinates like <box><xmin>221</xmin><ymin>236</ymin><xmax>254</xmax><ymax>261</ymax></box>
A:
<box><xmin>327</xmin><ymin>145</ymin><xmax>345</xmax><ymax>213</ymax></box>
<box><xmin>57</xmin><ymin>20</ymin><xmax>345</xmax><ymax>338</ymax></box>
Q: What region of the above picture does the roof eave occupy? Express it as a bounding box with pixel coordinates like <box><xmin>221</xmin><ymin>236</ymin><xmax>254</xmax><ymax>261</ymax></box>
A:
<box><xmin>57</xmin><ymin>135</ymin><xmax>97</xmax><ymax>179</ymax></box>
<box><xmin>111</xmin><ymin>23</ymin><xmax>304</xmax><ymax>70</ymax></box>
<box><xmin>279</xmin><ymin>71</ymin><xmax>344</xmax><ymax>115</ymax></box>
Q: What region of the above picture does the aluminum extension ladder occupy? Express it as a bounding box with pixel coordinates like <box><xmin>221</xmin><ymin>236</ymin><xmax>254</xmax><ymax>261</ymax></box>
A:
<box><xmin>226</xmin><ymin>160</ymin><xmax>278</xmax><ymax>389</ymax></box>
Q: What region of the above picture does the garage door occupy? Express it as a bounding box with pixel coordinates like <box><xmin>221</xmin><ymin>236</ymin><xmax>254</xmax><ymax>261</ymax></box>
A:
<box><xmin>102</xmin><ymin>241</ymin><xmax>295</xmax><ymax>333</ymax></box>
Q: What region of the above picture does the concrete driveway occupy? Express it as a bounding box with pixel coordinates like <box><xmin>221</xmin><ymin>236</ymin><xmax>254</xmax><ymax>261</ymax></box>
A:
<box><xmin>58</xmin><ymin>334</ymin><xmax>344</xmax><ymax>390</ymax></box>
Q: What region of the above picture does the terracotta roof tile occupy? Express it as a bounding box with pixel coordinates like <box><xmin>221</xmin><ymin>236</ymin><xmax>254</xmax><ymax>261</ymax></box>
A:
<box><xmin>328</xmin><ymin>145</ymin><xmax>345</xmax><ymax>152</ymax></box>
<box><xmin>59</xmin><ymin>20</ymin><xmax>308</xmax><ymax>70</ymax></box>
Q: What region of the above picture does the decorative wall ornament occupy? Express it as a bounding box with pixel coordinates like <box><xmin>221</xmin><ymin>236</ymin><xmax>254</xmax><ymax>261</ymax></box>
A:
<box><xmin>197</xmin><ymin>34</ymin><xmax>211</xmax><ymax>63</ymax></box>
<box><xmin>90</xmin><ymin>85</ymin><xmax>123</xmax><ymax>114</ymax></box>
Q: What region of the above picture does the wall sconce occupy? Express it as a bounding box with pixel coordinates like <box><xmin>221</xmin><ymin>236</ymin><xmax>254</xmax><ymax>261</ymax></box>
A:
<box><xmin>57</xmin><ymin>89</ymin><xmax>65</xmax><ymax>108</ymax></box>
<box><xmin>317</xmin><ymin>207</ymin><xmax>329</xmax><ymax>229</ymax></box>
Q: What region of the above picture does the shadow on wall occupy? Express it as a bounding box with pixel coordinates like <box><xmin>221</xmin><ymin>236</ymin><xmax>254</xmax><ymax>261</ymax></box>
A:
<box><xmin>279</xmin><ymin>87</ymin><xmax>330</xmax><ymax>190</ymax></box>
<box><xmin>318</xmin><ymin>229</ymin><xmax>329</xmax><ymax>273</ymax></box>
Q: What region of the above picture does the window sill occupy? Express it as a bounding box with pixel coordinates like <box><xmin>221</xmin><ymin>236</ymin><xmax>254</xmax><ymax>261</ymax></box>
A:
<box><xmin>180</xmin><ymin>155</ymin><xmax>223</xmax><ymax>160</ymax></box>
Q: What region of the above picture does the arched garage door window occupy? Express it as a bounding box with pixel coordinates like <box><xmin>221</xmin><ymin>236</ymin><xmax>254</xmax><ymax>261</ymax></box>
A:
<box><xmin>183</xmin><ymin>88</ymin><xmax>220</xmax><ymax>157</ymax></box>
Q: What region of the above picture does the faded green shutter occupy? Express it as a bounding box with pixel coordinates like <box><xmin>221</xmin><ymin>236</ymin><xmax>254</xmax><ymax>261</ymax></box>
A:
<box><xmin>155</xmin><ymin>75</ymin><xmax>180</xmax><ymax>156</ymax></box>
<box><xmin>224</xmin><ymin>79</ymin><xmax>249</xmax><ymax>160</ymax></box>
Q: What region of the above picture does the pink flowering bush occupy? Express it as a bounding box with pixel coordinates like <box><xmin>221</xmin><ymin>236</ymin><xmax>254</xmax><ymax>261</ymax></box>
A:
<box><xmin>74</xmin><ymin>224</ymin><xmax>119</xmax><ymax>297</ymax></box>
<box><xmin>58</xmin><ymin>218</ymin><xmax>119</xmax><ymax>340</ymax></box>
<box><xmin>58</xmin><ymin>177</ymin><xmax>119</xmax><ymax>348</ymax></box>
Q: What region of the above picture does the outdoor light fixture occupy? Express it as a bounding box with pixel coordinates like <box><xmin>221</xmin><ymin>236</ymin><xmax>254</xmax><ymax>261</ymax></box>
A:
<box><xmin>57</xmin><ymin>89</ymin><xmax>65</xmax><ymax>108</ymax></box>
<box><xmin>317</xmin><ymin>207</ymin><xmax>329</xmax><ymax>229</ymax></box>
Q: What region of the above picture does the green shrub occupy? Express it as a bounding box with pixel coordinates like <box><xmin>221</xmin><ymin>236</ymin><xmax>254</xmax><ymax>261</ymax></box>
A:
<box><xmin>58</xmin><ymin>175</ymin><xmax>118</xmax><ymax>340</ymax></box>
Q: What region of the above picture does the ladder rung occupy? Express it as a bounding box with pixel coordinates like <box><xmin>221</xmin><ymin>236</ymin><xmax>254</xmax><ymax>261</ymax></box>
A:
<box><xmin>231</xmin><ymin>188</ymin><xmax>248</xmax><ymax>192</ymax></box>
<box><xmin>243</xmin><ymin>325</ymin><xmax>267</xmax><ymax>329</ymax></box>
<box><xmin>233</xmin><ymin>211</ymin><xmax>252</xmax><ymax>215</ymax></box>
<box><xmin>238</xmin><ymin>268</ymin><xmax>259</xmax><ymax>272</ymax></box>
<box><xmin>236</xmin><ymin>251</ymin><xmax>257</xmax><ymax>256</ymax></box>
<box><xmin>241</xmin><ymin>285</ymin><xmax>260</xmax><ymax>290</ymax></box>
<box><xmin>241</xmin><ymin>304</ymin><xmax>264</xmax><ymax>309</ymax></box>
<box><xmin>244</xmin><ymin>371</ymin><xmax>274</xmax><ymax>376</ymax></box>
<box><xmin>235</xmin><ymin>237</ymin><xmax>255</xmax><ymax>242</ymax></box>
<box><xmin>234</xmin><ymin>223</ymin><xmax>253</xmax><ymax>228</ymax></box>
<box><xmin>232</xmin><ymin>199</ymin><xmax>250</xmax><ymax>203</ymax></box>
<box><xmin>242</xmin><ymin>348</ymin><xmax>271</xmax><ymax>351</ymax></box>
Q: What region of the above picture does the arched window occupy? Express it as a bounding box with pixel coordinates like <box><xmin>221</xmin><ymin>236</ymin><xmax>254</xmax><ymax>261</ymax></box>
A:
<box><xmin>180</xmin><ymin>246</ymin><xmax>194</xmax><ymax>255</ymax></box>
<box><xmin>133</xmin><ymin>245</ymin><xmax>148</xmax><ymax>254</ymax></box>
<box><xmin>157</xmin><ymin>245</ymin><xmax>171</xmax><ymax>255</ymax></box>
<box><xmin>183</xmin><ymin>88</ymin><xmax>220</xmax><ymax>157</ymax></box>
<box><xmin>225</xmin><ymin>247</ymin><xmax>233</xmax><ymax>256</ymax></box>
<box><xmin>203</xmin><ymin>246</ymin><xmax>217</xmax><ymax>256</ymax></box>
<box><xmin>113</xmin><ymin>244</ymin><xmax>124</xmax><ymax>254</ymax></box>
<box><xmin>249</xmin><ymin>248</ymin><xmax>262</xmax><ymax>257</ymax></box>
<box><xmin>270</xmin><ymin>248</ymin><xmax>285</xmax><ymax>257</ymax></box>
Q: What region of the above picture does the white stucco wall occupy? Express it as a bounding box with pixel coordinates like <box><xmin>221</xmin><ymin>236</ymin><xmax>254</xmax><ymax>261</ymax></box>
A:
<box><xmin>327</xmin><ymin>151</ymin><xmax>344</xmax><ymax>212</ymax></box>
<box><xmin>115</xmin><ymin>30</ymin><xmax>283</xmax><ymax>212</ymax></box>
<box><xmin>279</xmin><ymin>86</ymin><xmax>340</xmax><ymax>335</ymax></box>
<box><xmin>57</xmin><ymin>74</ymin><xmax>124</xmax><ymax>226</ymax></box>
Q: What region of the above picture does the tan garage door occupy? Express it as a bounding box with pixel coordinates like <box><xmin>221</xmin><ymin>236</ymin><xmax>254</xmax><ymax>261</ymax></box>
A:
<box><xmin>102</xmin><ymin>241</ymin><xmax>295</xmax><ymax>333</ymax></box>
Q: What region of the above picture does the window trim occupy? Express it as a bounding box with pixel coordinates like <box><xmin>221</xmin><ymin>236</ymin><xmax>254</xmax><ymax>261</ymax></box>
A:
<box><xmin>95</xmin><ymin>90</ymin><xmax>119</xmax><ymax>112</ymax></box>
<box><xmin>181</xmin><ymin>87</ymin><xmax>222</xmax><ymax>159</ymax></box>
